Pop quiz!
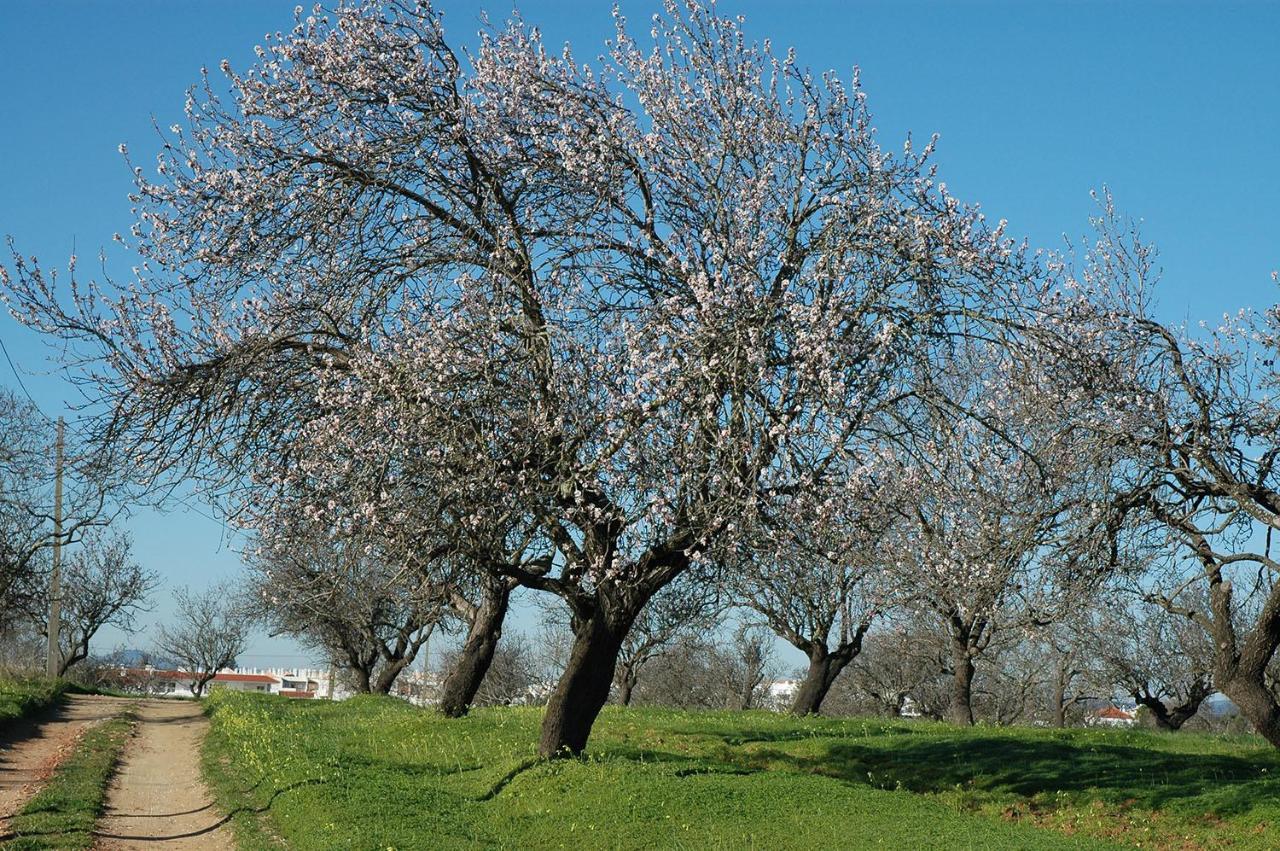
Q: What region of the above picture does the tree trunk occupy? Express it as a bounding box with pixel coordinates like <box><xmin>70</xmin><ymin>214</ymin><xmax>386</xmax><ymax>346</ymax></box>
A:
<box><xmin>538</xmin><ymin>610</ymin><xmax>630</xmax><ymax>758</ymax></box>
<box><xmin>616</xmin><ymin>666</ymin><xmax>637</xmax><ymax>707</ymax></box>
<box><xmin>1220</xmin><ymin>675</ymin><xmax>1280</xmax><ymax>748</ymax></box>
<box><xmin>949</xmin><ymin>647</ymin><xmax>975</xmax><ymax>726</ymax></box>
<box><xmin>351</xmin><ymin>667</ymin><xmax>374</xmax><ymax>694</ymax></box>
<box><xmin>372</xmin><ymin>658</ymin><xmax>410</xmax><ymax>695</ymax></box>
<box><xmin>438</xmin><ymin>578</ymin><xmax>511</xmax><ymax>718</ymax></box>
<box><xmin>1203</xmin><ymin>577</ymin><xmax>1280</xmax><ymax>748</ymax></box>
<box><xmin>790</xmin><ymin>647</ymin><xmax>854</xmax><ymax>716</ymax></box>
<box><xmin>1135</xmin><ymin>690</ymin><xmax>1206</xmax><ymax>732</ymax></box>
<box><xmin>1049</xmin><ymin>660</ymin><xmax>1070</xmax><ymax>726</ymax></box>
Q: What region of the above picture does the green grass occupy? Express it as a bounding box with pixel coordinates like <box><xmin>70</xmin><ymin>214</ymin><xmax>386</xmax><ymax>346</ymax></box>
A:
<box><xmin>0</xmin><ymin>678</ymin><xmax>69</xmax><ymax>730</ymax></box>
<box><xmin>1</xmin><ymin>707</ymin><xmax>136</xmax><ymax>850</ymax></box>
<box><xmin>199</xmin><ymin>693</ymin><xmax>1280</xmax><ymax>850</ymax></box>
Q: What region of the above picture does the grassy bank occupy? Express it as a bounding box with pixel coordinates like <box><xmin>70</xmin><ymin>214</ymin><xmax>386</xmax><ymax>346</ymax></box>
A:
<box><xmin>1</xmin><ymin>707</ymin><xmax>136</xmax><ymax>849</ymax></box>
<box><xmin>201</xmin><ymin>693</ymin><xmax>1280</xmax><ymax>849</ymax></box>
<box><xmin>0</xmin><ymin>679</ymin><xmax>69</xmax><ymax>730</ymax></box>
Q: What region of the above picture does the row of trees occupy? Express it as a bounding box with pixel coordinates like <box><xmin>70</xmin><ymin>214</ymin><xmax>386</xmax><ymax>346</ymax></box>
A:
<box><xmin>0</xmin><ymin>395</ymin><xmax>156</xmax><ymax>677</ymax></box>
<box><xmin>4</xmin><ymin>0</ymin><xmax>1280</xmax><ymax>756</ymax></box>
<box><xmin>0</xmin><ymin>392</ymin><xmax>254</xmax><ymax>691</ymax></box>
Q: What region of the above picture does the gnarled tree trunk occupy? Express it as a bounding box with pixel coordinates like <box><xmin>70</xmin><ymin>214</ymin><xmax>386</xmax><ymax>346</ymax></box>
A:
<box><xmin>438</xmin><ymin>577</ymin><xmax>512</xmax><ymax>717</ymax></box>
<box><xmin>1133</xmin><ymin>679</ymin><xmax>1211</xmax><ymax>731</ymax></box>
<box><xmin>1220</xmin><ymin>676</ymin><xmax>1280</xmax><ymax>747</ymax></box>
<box><xmin>539</xmin><ymin>608</ymin><xmax>634</xmax><ymax>757</ymax></box>
<box><xmin>790</xmin><ymin>640</ymin><xmax>861</xmax><ymax>716</ymax></box>
<box><xmin>1206</xmin><ymin>576</ymin><xmax>1280</xmax><ymax>748</ymax></box>
<box><xmin>372</xmin><ymin>657</ymin><xmax>411</xmax><ymax>695</ymax></box>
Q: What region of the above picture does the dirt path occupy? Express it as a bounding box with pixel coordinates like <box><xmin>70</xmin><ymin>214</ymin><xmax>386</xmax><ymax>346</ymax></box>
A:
<box><xmin>94</xmin><ymin>699</ymin><xmax>234</xmax><ymax>850</ymax></box>
<box><xmin>0</xmin><ymin>694</ymin><xmax>129</xmax><ymax>833</ymax></box>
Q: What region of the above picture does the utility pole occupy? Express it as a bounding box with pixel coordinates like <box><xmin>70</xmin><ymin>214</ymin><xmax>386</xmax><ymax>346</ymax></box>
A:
<box><xmin>44</xmin><ymin>417</ymin><xmax>64</xmax><ymax>679</ymax></box>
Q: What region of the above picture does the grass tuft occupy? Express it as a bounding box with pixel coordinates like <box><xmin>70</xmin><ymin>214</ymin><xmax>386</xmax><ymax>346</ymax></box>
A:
<box><xmin>0</xmin><ymin>679</ymin><xmax>69</xmax><ymax>730</ymax></box>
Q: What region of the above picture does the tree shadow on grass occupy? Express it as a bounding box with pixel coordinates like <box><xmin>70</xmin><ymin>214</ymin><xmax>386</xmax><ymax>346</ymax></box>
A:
<box><xmin>739</xmin><ymin>737</ymin><xmax>1280</xmax><ymax>818</ymax></box>
<box><xmin>662</xmin><ymin>718</ymin><xmax>924</xmax><ymax>748</ymax></box>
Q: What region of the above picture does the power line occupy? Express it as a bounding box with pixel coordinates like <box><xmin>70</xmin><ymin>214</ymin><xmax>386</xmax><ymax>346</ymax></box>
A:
<box><xmin>0</xmin><ymin>333</ymin><xmax>55</xmax><ymax>424</ymax></box>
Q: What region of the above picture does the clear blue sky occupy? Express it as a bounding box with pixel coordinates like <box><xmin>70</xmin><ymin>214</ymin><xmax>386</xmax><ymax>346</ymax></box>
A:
<box><xmin>2</xmin><ymin>1</ymin><xmax>1277</xmax><ymax>669</ymax></box>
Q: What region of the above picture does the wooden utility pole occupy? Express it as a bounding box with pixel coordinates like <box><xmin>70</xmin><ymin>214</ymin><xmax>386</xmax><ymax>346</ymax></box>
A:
<box><xmin>44</xmin><ymin>417</ymin><xmax>64</xmax><ymax>679</ymax></box>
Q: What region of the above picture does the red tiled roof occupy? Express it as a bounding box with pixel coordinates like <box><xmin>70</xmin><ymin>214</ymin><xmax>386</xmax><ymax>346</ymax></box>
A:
<box><xmin>212</xmin><ymin>673</ymin><xmax>279</xmax><ymax>684</ymax></box>
<box><xmin>1096</xmin><ymin>706</ymin><xmax>1134</xmax><ymax>720</ymax></box>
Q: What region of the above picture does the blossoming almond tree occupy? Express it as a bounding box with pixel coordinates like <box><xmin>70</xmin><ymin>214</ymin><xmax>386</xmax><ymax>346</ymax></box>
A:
<box><xmin>895</xmin><ymin>340</ymin><xmax>1113</xmax><ymax>726</ymax></box>
<box><xmin>1043</xmin><ymin>199</ymin><xmax>1280</xmax><ymax>746</ymax></box>
<box><xmin>730</xmin><ymin>455</ymin><xmax>898</xmax><ymax>716</ymax></box>
<box><xmin>3</xmin><ymin>1</ymin><xmax>1046</xmax><ymax>755</ymax></box>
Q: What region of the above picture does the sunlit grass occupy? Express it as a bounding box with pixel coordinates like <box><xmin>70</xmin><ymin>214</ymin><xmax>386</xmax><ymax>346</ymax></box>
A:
<box><xmin>201</xmin><ymin>692</ymin><xmax>1280</xmax><ymax>850</ymax></box>
<box><xmin>0</xmin><ymin>678</ymin><xmax>67</xmax><ymax>730</ymax></box>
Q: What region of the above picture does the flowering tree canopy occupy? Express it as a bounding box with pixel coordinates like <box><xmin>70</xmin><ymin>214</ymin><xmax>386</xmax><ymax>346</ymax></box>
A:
<box><xmin>1043</xmin><ymin>198</ymin><xmax>1280</xmax><ymax>746</ymax></box>
<box><xmin>3</xmin><ymin>1</ymin><xmax>1058</xmax><ymax>754</ymax></box>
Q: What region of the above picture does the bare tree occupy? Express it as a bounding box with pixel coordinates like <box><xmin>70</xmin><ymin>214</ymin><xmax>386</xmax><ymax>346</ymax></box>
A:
<box><xmin>613</xmin><ymin>577</ymin><xmax>721</xmax><ymax>707</ymax></box>
<box><xmin>836</xmin><ymin>627</ymin><xmax>951</xmax><ymax>719</ymax></box>
<box><xmin>0</xmin><ymin>388</ymin><xmax>55</xmax><ymax>624</ymax></box>
<box><xmin>1083</xmin><ymin>590</ymin><xmax>1215</xmax><ymax>731</ymax></box>
<box><xmin>41</xmin><ymin>531</ymin><xmax>158</xmax><ymax>676</ymax></box>
<box><xmin>1040</xmin><ymin>622</ymin><xmax>1098</xmax><ymax>728</ymax></box>
<box><xmin>620</xmin><ymin>626</ymin><xmax>775</xmax><ymax>712</ymax></box>
<box><xmin>155</xmin><ymin>584</ymin><xmax>251</xmax><ymax>697</ymax></box>
<box><xmin>0</xmin><ymin>619</ymin><xmax>44</xmax><ymax>676</ymax></box>
<box><xmin>1</xmin><ymin>390</ymin><xmax>124</xmax><ymax>636</ymax></box>
<box><xmin>244</xmin><ymin>514</ymin><xmax>447</xmax><ymax>695</ymax></box>
<box><xmin>720</xmin><ymin>623</ymin><xmax>777</xmax><ymax>711</ymax></box>
<box><xmin>1052</xmin><ymin>200</ymin><xmax>1280</xmax><ymax>747</ymax></box>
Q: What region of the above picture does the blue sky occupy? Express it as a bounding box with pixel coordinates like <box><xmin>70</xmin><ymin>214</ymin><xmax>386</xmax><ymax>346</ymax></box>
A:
<box><xmin>2</xmin><ymin>1</ymin><xmax>1277</xmax><ymax>670</ymax></box>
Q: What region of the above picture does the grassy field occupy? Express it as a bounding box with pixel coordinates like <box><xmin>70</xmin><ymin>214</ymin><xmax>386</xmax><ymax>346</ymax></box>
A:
<box><xmin>1</xmin><ymin>707</ymin><xmax>136</xmax><ymax>849</ymax></box>
<box><xmin>201</xmin><ymin>693</ymin><xmax>1280</xmax><ymax>850</ymax></box>
<box><xmin>0</xmin><ymin>679</ymin><xmax>68</xmax><ymax>730</ymax></box>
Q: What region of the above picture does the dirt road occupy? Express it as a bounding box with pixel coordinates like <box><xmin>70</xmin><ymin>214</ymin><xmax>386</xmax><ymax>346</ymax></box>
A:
<box><xmin>94</xmin><ymin>699</ymin><xmax>235</xmax><ymax>850</ymax></box>
<box><xmin>0</xmin><ymin>694</ymin><xmax>129</xmax><ymax>832</ymax></box>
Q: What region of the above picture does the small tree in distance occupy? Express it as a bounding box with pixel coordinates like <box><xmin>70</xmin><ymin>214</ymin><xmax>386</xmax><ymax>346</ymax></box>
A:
<box><xmin>734</xmin><ymin>459</ymin><xmax>896</xmax><ymax>716</ymax></box>
<box><xmin>156</xmin><ymin>584</ymin><xmax>251</xmax><ymax>697</ymax></box>
<box><xmin>48</xmin><ymin>531</ymin><xmax>158</xmax><ymax>676</ymax></box>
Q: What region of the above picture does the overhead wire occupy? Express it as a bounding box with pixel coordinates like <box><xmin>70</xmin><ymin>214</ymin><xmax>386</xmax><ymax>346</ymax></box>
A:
<box><xmin>0</xmin><ymin>332</ymin><xmax>55</xmax><ymax>424</ymax></box>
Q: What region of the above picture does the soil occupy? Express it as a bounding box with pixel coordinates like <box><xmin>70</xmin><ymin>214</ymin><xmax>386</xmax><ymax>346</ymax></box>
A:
<box><xmin>0</xmin><ymin>694</ymin><xmax>128</xmax><ymax>833</ymax></box>
<box><xmin>94</xmin><ymin>698</ymin><xmax>234</xmax><ymax>850</ymax></box>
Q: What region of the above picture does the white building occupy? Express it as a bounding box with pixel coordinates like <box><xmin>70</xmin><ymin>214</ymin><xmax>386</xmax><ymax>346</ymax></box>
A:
<box><xmin>110</xmin><ymin>666</ymin><xmax>322</xmax><ymax>699</ymax></box>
